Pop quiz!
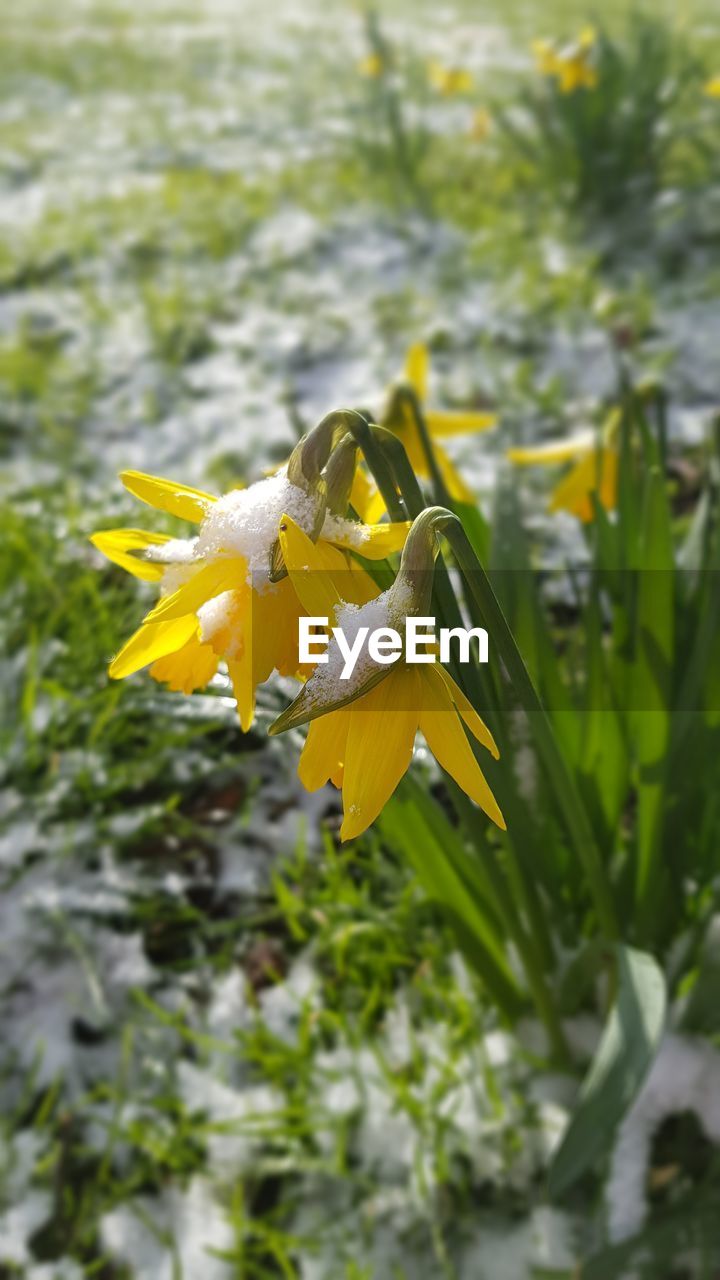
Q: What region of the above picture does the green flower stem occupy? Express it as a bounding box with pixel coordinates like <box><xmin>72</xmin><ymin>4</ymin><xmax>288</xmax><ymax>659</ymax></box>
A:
<box><xmin>370</xmin><ymin>432</ymin><xmax>561</xmax><ymax>1018</ymax></box>
<box><xmin>449</xmin><ymin>782</ymin><xmax>571</xmax><ymax>1066</ymax></box>
<box><xmin>373</xmin><ymin>429</ymin><xmax>557</xmax><ymax>964</ymax></box>
<box><xmin>399</xmin><ymin>387</ymin><xmax>454</xmax><ymax>509</ymax></box>
<box><xmin>344</xmin><ymin>413</ymin><xmax>405</xmax><ymax>521</ymax></box>
<box><xmin>372</xmin><ymin>427</ymin><xmax>491</xmax><ymax>707</ymax></box>
<box><xmin>444</xmin><ymin>520</ymin><xmax>619</xmax><ymax>941</ymax></box>
<box><xmin>364</xmin><ymin>10</ymin><xmax>431</xmax><ymax>214</ymax></box>
<box><xmin>377</xmin><ymin>417</ymin><xmax>508</xmax><ymax>719</ymax></box>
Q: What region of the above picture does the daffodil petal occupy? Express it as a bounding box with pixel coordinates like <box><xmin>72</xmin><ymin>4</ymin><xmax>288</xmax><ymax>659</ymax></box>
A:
<box><xmin>403</xmin><ymin>342</ymin><xmax>429</xmax><ymax>401</ymax></box>
<box><xmin>432</xmin><ymin>666</ymin><xmax>499</xmax><ymax>758</ymax></box>
<box><xmin>426</xmin><ymin>409</ymin><xmax>497</xmax><ymax>438</ymax></box>
<box><xmin>227</xmin><ymin>650</ymin><xmax>255</xmax><ymax>732</ymax></box>
<box><xmin>350</xmin><ymin>468</ymin><xmax>386</xmax><ymax>524</ymax></box>
<box><xmin>144</xmin><ymin>557</ymin><xmax>246</xmax><ymax>624</ymax></box>
<box><xmin>341</xmin><ymin>665</ymin><xmax>419</xmax><ymax>841</ymax></box>
<box><xmin>109</xmin><ymin>615</ymin><xmax>199</xmax><ymax>680</ymax></box>
<box><xmin>90</xmin><ymin>528</ymin><xmax>171</xmax><ymax>582</ymax></box>
<box><xmin>149</xmin><ymin>634</ymin><xmax>219</xmax><ymax>693</ymax></box>
<box><xmin>549</xmin><ymin>448</ymin><xmax>617</xmax><ymax>522</ymax></box>
<box><xmin>346</xmin><ymin>557</ymin><xmax>383</xmax><ymax>605</ymax></box>
<box><xmin>598</xmin><ymin>448</ymin><xmax>618</xmax><ymax>512</ymax></box>
<box><xmin>298</xmin><ymin>708</ymin><xmax>351</xmax><ymax>792</ymax></box>
<box><xmin>279</xmin><ymin>516</ymin><xmax>342</xmax><ymax>617</ymax></box>
<box><xmin>120</xmin><ymin>470</ymin><xmax>217</xmax><ymax>523</ymax></box>
<box><xmin>418</xmin><ymin>668</ymin><xmax>505</xmax><ymax>829</ymax></box>
<box><xmin>329</xmin><ymin>520</ymin><xmax>411</xmax><ymax>559</ymax></box>
<box><xmin>435</xmin><ymin>444</ymin><xmax>476</xmax><ymax>504</ymax></box>
<box><xmin>507</xmin><ymin>432</ymin><xmax>596</xmax><ymax>466</ymax></box>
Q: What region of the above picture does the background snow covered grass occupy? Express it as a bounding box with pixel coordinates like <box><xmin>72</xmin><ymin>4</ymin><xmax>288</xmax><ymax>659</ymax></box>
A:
<box><xmin>2</xmin><ymin>0</ymin><xmax>720</xmax><ymax>1276</ymax></box>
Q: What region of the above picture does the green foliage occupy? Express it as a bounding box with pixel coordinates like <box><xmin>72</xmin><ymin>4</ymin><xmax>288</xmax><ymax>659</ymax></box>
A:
<box><xmin>3</xmin><ymin>0</ymin><xmax>720</xmax><ymax>1274</ymax></box>
<box><xmin>548</xmin><ymin>945</ymin><xmax>666</xmax><ymax>1196</ymax></box>
<box><xmin>498</xmin><ymin>14</ymin><xmax>703</xmax><ymax>220</ymax></box>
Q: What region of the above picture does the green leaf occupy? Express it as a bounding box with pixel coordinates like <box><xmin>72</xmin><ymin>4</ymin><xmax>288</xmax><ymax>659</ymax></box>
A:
<box><xmin>381</xmin><ymin>781</ymin><xmax>524</xmax><ymax>1020</ymax></box>
<box><xmin>633</xmin><ymin>467</ymin><xmax>674</xmax><ymax>923</ymax></box>
<box><xmin>548</xmin><ymin>944</ymin><xmax>666</xmax><ymax>1199</ymax></box>
<box><xmin>578</xmin><ymin>590</ymin><xmax>629</xmax><ymax>842</ymax></box>
<box><xmin>455</xmin><ymin>498</ymin><xmax>490</xmax><ymax>566</ymax></box>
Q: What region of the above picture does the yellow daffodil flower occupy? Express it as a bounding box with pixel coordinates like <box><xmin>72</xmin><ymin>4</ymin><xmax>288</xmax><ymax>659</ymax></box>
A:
<box><xmin>270</xmin><ymin>516</ymin><xmax>504</xmax><ymax>841</ymax></box>
<box><xmin>507</xmin><ymin>413</ymin><xmax>619</xmax><ymax>523</ymax></box>
<box><xmin>350</xmin><ymin>342</ymin><xmax>497</xmax><ymax>521</ymax></box>
<box><xmin>427</xmin><ymin>61</ymin><xmax>474</xmax><ymax>95</ymax></box>
<box><xmin>91</xmin><ymin>464</ymin><xmax>409</xmax><ymax>730</ymax></box>
<box><xmin>469</xmin><ymin>106</ymin><xmax>492</xmax><ymax>141</ymax></box>
<box><xmin>358</xmin><ymin>52</ymin><xmax>385</xmax><ymax>78</ymax></box>
<box><xmin>704</xmin><ymin>75</ymin><xmax>720</xmax><ymax>98</ymax></box>
<box><xmin>532</xmin><ymin>26</ymin><xmax>598</xmax><ymax>93</ymax></box>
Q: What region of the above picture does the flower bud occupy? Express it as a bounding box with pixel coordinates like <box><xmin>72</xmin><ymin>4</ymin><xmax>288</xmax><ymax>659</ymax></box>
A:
<box><xmin>386</xmin><ymin>506</ymin><xmax>457</xmax><ymax>620</ymax></box>
<box><xmin>324</xmin><ymin>433</ymin><xmax>359</xmax><ymax>515</ymax></box>
<box><xmin>270</xmin><ymin>411</ymin><xmax>354</xmax><ymax>581</ymax></box>
<box><xmin>269</xmin><ymin>506</ymin><xmax>458</xmax><ymax>735</ymax></box>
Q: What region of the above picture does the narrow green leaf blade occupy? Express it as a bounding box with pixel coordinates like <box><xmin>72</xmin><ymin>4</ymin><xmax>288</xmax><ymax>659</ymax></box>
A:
<box><xmin>548</xmin><ymin>944</ymin><xmax>666</xmax><ymax>1199</ymax></box>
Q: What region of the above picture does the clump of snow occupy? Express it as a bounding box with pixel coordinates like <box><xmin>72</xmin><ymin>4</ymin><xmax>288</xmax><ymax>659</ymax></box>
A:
<box><xmin>0</xmin><ymin>1191</ymin><xmax>53</xmax><ymax>1270</ymax></box>
<box><xmin>321</xmin><ymin>511</ymin><xmax>369</xmax><ymax>548</ymax></box>
<box><xmin>198</xmin><ymin>590</ymin><xmax>241</xmax><ymax>656</ymax></box>
<box><xmin>195</xmin><ymin>473</ymin><xmax>318</xmax><ymax>583</ymax></box>
<box><xmin>607</xmin><ymin>1032</ymin><xmax>720</xmax><ymax>1241</ymax></box>
<box><xmin>387</xmin><ymin>575</ymin><xmax>414</xmax><ymax>618</ymax></box>
<box><xmin>259</xmin><ymin>955</ymin><xmax>317</xmax><ymax>1042</ymax></box>
<box><xmin>312</xmin><ymin>590</ymin><xmax>394</xmax><ymax>697</ymax></box>
<box><xmin>102</xmin><ymin>1177</ymin><xmax>233</xmax><ymax>1280</ymax></box>
<box><xmin>177</xmin><ymin>1062</ymin><xmax>282</xmax><ymax>1178</ymax></box>
<box><xmin>159</xmin><ymin>563</ymin><xmax>197</xmax><ymax>597</ymax></box>
<box><xmin>143</xmin><ymin>537</ymin><xmax>198</xmax><ymax>563</ymax></box>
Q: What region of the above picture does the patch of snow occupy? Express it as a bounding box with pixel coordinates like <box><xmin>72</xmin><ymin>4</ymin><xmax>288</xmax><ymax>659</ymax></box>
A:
<box><xmin>195</xmin><ymin>472</ymin><xmax>318</xmax><ymax>584</ymax></box>
<box><xmin>0</xmin><ymin>1190</ymin><xmax>52</xmax><ymax>1268</ymax></box>
<box><xmin>607</xmin><ymin>1032</ymin><xmax>720</xmax><ymax>1241</ymax></box>
<box><xmin>259</xmin><ymin>956</ymin><xmax>317</xmax><ymax>1042</ymax></box>
<box><xmin>102</xmin><ymin>1177</ymin><xmax>234</xmax><ymax>1280</ymax></box>
<box><xmin>143</xmin><ymin>537</ymin><xmax>198</xmax><ymax>563</ymax></box>
<box><xmin>320</xmin><ymin>511</ymin><xmax>368</xmax><ymax>548</ymax></box>
<box><xmin>197</xmin><ymin>590</ymin><xmax>240</xmax><ymax>654</ymax></box>
<box><xmin>177</xmin><ymin>1062</ymin><xmax>282</xmax><ymax>1178</ymax></box>
<box><xmin>310</xmin><ymin>590</ymin><xmax>394</xmax><ymax>698</ymax></box>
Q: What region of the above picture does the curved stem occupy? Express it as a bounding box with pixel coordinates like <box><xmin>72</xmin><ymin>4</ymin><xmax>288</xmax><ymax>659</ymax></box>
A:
<box><xmin>399</xmin><ymin>387</ymin><xmax>454</xmax><ymax>508</ymax></box>
<box><xmin>345</xmin><ymin>414</ymin><xmax>405</xmax><ymax>522</ymax></box>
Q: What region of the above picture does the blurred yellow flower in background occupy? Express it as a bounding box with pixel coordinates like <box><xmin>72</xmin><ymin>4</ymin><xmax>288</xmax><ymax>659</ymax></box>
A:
<box><xmin>358</xmin><ymin>52</ymin><xmax>385</xmax><ymax>78</ymax></box>
<box><xmin>507</xmin><ymin>410</ymin><xmax>620</xmax><ymax>522</ymax></box>
<box><xmin>533</xmin><ymin>26</ymin><xmax>598</xmax><ymax>93</ymax></box>
<box><xmin>704</xmin><ymin>75</ymin><xmax>720</xmax><ymax>97</ymax></box>
<box><xmin>427</xmin><ymin>61</ymin><xmax>474</xmax><ymax>95</ymax></box>
<box><xmin>469</xmin><ymin>106</ymin><xmax>492</xmax><ymax>141</ymax></box>
<box><xmin>351</xmin><ymin>343</ymin><xmax>497</xmax><ymax>520</ymax></box>
<box><xmin>270</xmin><ymin>517</ymin><xmax>504</xmax><ymax>841</ymax></box>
